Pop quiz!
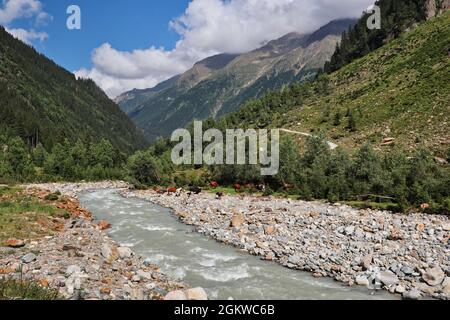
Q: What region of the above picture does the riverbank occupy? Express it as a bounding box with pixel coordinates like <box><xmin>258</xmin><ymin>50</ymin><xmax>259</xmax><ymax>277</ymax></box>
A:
<box><xmin>123</xmin><ymin>188</ymin><xmax>450</xmax><ymax>300</ymax></box>
<box><xmin>0</xmin><ymin>182</ymin><xmax>188</xmax><ymax>300</ymax></box>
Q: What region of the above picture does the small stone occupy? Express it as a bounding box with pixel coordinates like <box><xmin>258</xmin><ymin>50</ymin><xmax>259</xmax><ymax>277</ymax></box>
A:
<box><xmin>97</xmin><ymin>220</ymin><xmax>112</xmax><ymax>230</ymax></box>
<box><xmin>101</xmin><ymin>243</ymin><xmax>118</xmax><ymax>262</ymax></box>
<box><xmin>378</xmin><ymin>271</ymin><xmax>399</xmax><ymax>286</ymax></box>
<box><xmin>117</xmin><ymin>247</ymin><xmax>133</xmax><ymax>259</ymax></box>
<box><xmin>185</xmin><ymin>287</ymin><xmax>208</xmax><ymax>300</ymax></box>
<box><xmin>416</xmin><ymin>223</ymin><xmax>425</xmax><ymax>232</ymax></box>
<box><xmin>442</xmin><ymin>277</ymin><xmax>450</xmax><ymax>294</ymax></box>
<box><xmin>288</xmin><ymin>255</ymin><xmax>301</xmax><ymax>265</ymax></box>
<box><xmin>137</xmin><ymin>270</ymin><xmax>152</xmax><ymax>280</ymax></box>
<box><xmin>100</xmin><ymin>288</ymin><xmax>111</xmax><ymax>295</ymax></box>
<box><xmin>130</xmin><ymin>288</ymin><xmax>146</xmax><ymax>300</ymax></box>
<box><xmin>344</xmin><ymin>226</ymin><xmax>355</xmax><ymax>236</ymax></box>
<box><xmin>395</xmin><ymin>285</ymin><xmax>406</xmax><ymax>294</ymax></box>
<box><xmin>21</xmin><ymin>253</ymin><xmax>37</xmax><ymax>264</ymax></box>
<box><xmin>401</xmin><ymin>266</ymin><xmax>414</xmax><ymax>275</ymax></box>
<box><xmin>422</xmin><ymin>266</ymin><xmax>445</xmax><ymax>286</ymax></box>
<box><xmin>265</xmin><ymin>225</ymin><xmax>276</xmax><ymax>235</ymax></box>
<box><xmin>165</xmin><ymin>290</ymin><xmax>187</xmax><ymax>300</ymax></box>
<box><xmin>403</xmin><ymin>289</ymin><xmax>422</xmax><ymax>300</ymax></box>
<box><xmin>361</xmin><ymin>253</ymin><xmax>373</xmax><ymax>270</ymax></box>
<box><xmin>355</xmin><ymin>275</ymin><xmax>370</xmax><ymax>287</ymax></box>
<box><xmin>66</xmin><ymin>265</ymin><xmax>81</xmax><ymax>276</ymax></box>
<box><xmin>231</xmin><ymin>213</ymin><xmax>245</xmax><ymax>228</ymax></box>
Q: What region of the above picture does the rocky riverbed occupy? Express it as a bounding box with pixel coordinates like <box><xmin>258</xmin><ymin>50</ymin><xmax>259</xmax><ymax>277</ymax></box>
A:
<box><xmin>123</xmin><ymin>189</ymin><xmax>450</xmax><ymax>300</ymax></box>
<box><xmin>0</xmin><ymin>182</ymin><xmax>198</xmax><ymax>300</ymax></box>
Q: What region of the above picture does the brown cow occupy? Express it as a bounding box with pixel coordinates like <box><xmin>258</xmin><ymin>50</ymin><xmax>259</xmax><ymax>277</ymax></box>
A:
<box><xmin>210</xmin><ymin>181</ymin><xmax>218</xmax><ymax>189</ymax></box>
<box><xmin>233</xmin><ymin>184</ymin><xmax>242</xmax><ymax>192</ymax></box>
<box><xmin>167</xmin><ymin>188</ymin><xmax>178</xmax><ymax>194</ymax></box>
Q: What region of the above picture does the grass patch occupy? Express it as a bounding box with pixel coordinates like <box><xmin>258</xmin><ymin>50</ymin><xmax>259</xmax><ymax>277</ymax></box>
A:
<box><xmin>0</xmin><ymin>187</ymin><xmax>69</xmax><ymax>242</ymax></box>
<box><xmin>0</xmin><ymin>279</ymin><xmax>59</xmax><ymax>300</ymax></box>
<box><xmin>343</xmin><ymin>201</ymin><xmax>400</xmax><ymax>212</ymax></box>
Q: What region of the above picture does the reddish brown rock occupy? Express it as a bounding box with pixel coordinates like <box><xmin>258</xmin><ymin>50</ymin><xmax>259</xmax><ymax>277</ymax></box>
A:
<box><xmin>4</xmin><ymin>238</ymin><xmax>25</xmax><ymax>248</ymax></box>
<box><xmin>98</xmin><ymin>220</ymin><xmax>112</xmax><ymax>230</ymax></box>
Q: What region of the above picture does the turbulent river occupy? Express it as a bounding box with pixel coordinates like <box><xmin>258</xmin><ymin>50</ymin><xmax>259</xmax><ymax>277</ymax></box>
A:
<box><xmin>78</xmin><ymin>189</ymin><xmax>394</xmax><ymax>300</ymax></box>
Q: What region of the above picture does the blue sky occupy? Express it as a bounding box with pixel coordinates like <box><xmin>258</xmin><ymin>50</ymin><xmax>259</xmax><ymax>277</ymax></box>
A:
<box><xmin>1</xmin><ymin>0</ymin><xmax>373</xmax><ymax>97</ymax></box>
<box><xmin>3</xmin><ymin>0</ymin><xmax>190</xmax><ymax>71</ymax></box>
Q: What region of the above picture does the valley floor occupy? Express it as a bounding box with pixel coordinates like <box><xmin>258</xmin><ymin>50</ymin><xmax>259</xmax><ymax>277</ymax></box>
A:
<box><xmin>2</xmin><ymin>182</ymin><xmax>448</xmax><ymax>300</ymax></box>
<box><xmin>125</xmin><ymin>188</ymin><xmax>450</xmax><ymax>300</ymax></box>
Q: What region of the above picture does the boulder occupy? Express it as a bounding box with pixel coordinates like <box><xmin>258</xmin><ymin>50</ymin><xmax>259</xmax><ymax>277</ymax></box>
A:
<box><xmin>185</xmin><ymin>287</ymin><xmax>208</xmax><ymax>300</ymax></box>
<box><xmin>231</xmin><ymin>213</ymin><xmax>245</xmax><ymax>228</ymax></box>
<box><xmin>378</xmin><ymin>271</ymin><xmax>399</xmax><ymax>286</ymax></box>
<box><xmin>165</xmin><ymin>290</ymin><xmax>187</xmax><ymax>300</ymax></box>
<box><xmin>422</xmin><ymin>266</ymin><xmax>445</xmax><ymax>286</ymax></box>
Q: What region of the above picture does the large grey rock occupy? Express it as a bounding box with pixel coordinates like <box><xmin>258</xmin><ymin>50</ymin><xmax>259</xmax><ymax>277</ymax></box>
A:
<box><xmin>21</xmin><ymin>253</ymin><xmax>37</xmax><ymax>264</ymax></box>
<box><xmin>422</xmin><ymin>266</ymin><xmax>445</xmax><ymax>286</ymax></box>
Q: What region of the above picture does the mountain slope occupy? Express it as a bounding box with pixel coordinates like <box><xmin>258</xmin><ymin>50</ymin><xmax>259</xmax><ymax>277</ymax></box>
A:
<box><xmin>119</xmin><ymin>19</ymin><xmax>356</xmax><ymax>142</ymax></box>
<box><xmin>224</xmin><ymin>11</ymin><xmax>450</xmax><ymax>156</ymax></box>
<box><xmin>0</xmin><ymin>27</ymin><xmax>148</xmax><ymax>153</ymax></box>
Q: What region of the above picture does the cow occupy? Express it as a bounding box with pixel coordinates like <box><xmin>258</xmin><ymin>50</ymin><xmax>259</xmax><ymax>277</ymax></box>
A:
<box><xmin>256</xmin><ymin>184</ymin><xmax>266</xmax><ymax>192</ymax></box>
<box><xmin>175</xmin><ymin>188</ymin><xmax>184</xmax><ymax>197</ymax></box>
<box><xmin>210</xmin><ymin>181</ymin><xmax>218</xmax><ymax>189</ymax></box>
<box><xmin>216</xmin><ymin>192</ymin><xmax>224</xmax><ymax>200</ymax></box>
<box><xmin>167</xmin><ymin>187</ymin><xmax>178</xmax><ymax>194</ymax></box>
<box><xmin>188</xmin><ymin>186</ymin><xmax>202</xmax><ymax>195</ymax></box>
<box><xmin>283</xmin><ymin>183</ymin><xmax>294</xmax><ymax>191</ymax></box>
<box><xmin>233</xmin><ymin>184</ymin><xmax>242</xmax><ymax>192</ymax></box>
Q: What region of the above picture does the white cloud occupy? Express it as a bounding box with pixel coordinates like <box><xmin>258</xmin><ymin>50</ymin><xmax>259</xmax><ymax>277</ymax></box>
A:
<box><xmin>5</xmin><ymin>27</ymin><xmax>47</xmax><ymax>43</ymax></box>
<box><xmin>77</xmin><ymin>0</ymin><xmax>375</xmax><ymax>98</ymax></box>
<box><xmin>1</xmin><ymin>0</ymin><xmax>51</xmax><ymax>44</ymax></box>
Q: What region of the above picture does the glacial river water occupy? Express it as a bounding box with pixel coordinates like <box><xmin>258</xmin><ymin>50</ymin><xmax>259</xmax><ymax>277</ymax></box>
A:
<box><xmin>78</xmin><ymin>189</ymin><xmax>395</xmax><ymax>300</ymax></box>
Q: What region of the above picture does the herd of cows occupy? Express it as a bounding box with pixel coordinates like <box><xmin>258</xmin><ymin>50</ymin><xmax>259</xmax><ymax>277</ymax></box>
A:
<box><xmin>152</xmin><ymin>181</ymin><xmax>269</xmax><ymax>199</ymax></box>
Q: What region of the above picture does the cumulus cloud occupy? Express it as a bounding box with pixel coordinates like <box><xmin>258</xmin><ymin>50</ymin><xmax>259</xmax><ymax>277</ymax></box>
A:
<box><xmin>1</xmin><ymin>0</ymin><xmax>51</xmax><ymax>44</ymax></box>
<box><xmin>77</xmin><ymin>0</ymin><xmax>375</xmax><ymax>98</ymax></box>
<box><xmin>5</xmin><ymin>26</ymin><xmax>47</xmax><ymax>43</ymax></box>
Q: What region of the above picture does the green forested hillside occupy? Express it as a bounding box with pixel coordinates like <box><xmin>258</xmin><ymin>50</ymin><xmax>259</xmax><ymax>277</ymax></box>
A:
<box><xmin>0</xmin><ymin>27</ymin><xmax>147</xmax><ymax>153</ymax></box>
<box><xmin>225</xmin><ymin>10</ymin><xmax>450</xmax><ymax>157</ymax></box>
<box><xmin>119</xmin><ymin>20</ymin><xmax>355</xmax><ymax>142</ymax></box>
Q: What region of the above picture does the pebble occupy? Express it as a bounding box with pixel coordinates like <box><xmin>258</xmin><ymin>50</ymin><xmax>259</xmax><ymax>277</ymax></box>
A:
<box><xmin>21</xmin><ymin>253</ymin><xmax>37</xmax><ymax>264</ymax></box>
